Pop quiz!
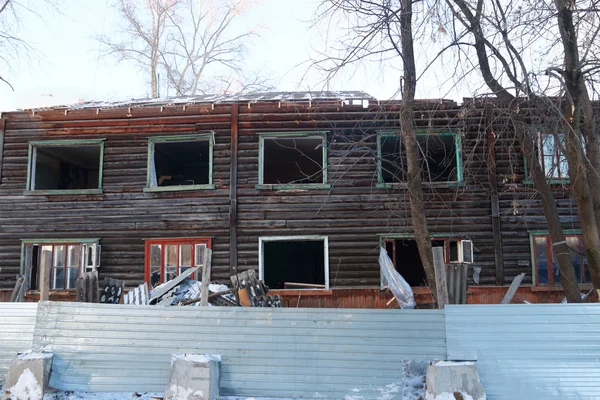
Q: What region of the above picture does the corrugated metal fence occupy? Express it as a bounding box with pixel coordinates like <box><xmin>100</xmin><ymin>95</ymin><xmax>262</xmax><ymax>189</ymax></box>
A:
<box><xmin>0</xmin><ymin>303</ymin><xmax>38</xmax><ymax>377</ymax></box>
<box><xmin>2</xmin><ymin>302</ymin><xmax>600</xmax><ymax>399</ymax></box>
<box><xmin>446</xmin><ymin>304</ymin><xmax>600</xmax><ymax>400</ymax></box>
<box><xmin>32</xmin><ymin>302</ymin><xmax>446</xmax><ymax>398</ymax></box>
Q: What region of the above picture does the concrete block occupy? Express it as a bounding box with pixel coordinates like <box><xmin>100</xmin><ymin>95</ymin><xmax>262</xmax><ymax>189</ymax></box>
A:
<box><xmin>164</xmin><ymin>354</ymin><xmax>221</xmax><ymax>400</ymax></box>
<box><xmin>425</xmin><ymin>361</ymin><xmax>486</xmax><ymax>400</ymax></box>
<box><xmin>2</xmin><ymin>352</ymin><xmax>53</xmax><ymax>400</ymax></box>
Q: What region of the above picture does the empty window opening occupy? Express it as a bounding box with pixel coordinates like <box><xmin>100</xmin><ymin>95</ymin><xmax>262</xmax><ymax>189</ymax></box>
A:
<box><xmin>150</xmin><ymin>140</ymin><xmax>210</xmax><ymax>187</ymax></box>
<box><xmin>262</xmin><ymin>136</ymin><xmax>324</xmax><ymax>184</ymax></box>
<box><xmin>31</xmin><ymin>145</ymin><xmax>101</xmax><ymax>190</ymax></box>
<box><xmin>379</xmin><ymin>134</ymin><xmax>459</xmax><ymax>183</ymax></box>
<box><xmin>262</xmin><ymin>239</ymin><xmax>327</xmax><ymax>289</ymax></box>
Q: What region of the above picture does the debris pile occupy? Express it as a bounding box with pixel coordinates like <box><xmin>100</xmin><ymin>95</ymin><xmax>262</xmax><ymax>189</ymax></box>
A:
<box><xmin>124</xmin><ymin>267</ymin><xmax>281</xmax><ymax>308</ymax></box>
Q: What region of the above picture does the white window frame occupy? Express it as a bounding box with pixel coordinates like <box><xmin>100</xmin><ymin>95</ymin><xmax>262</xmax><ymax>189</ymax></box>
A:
<box><xmin>258</xmin><ymin>235</ymin><xmax>330</xmax><ymax>289</ymax></box>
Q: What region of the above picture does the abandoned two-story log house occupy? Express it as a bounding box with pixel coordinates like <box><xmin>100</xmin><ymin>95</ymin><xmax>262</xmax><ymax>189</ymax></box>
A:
<box><xmin>0</xmin><ymin>91</ymin><xmax>590</xmax><ymax>306</ymax></box>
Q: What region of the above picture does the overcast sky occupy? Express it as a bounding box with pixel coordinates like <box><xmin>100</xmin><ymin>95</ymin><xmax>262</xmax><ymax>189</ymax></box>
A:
<box><xmin>0</xmin><ymin>0</ymin><xmax>468</xmax><ymax>111</ymax></box>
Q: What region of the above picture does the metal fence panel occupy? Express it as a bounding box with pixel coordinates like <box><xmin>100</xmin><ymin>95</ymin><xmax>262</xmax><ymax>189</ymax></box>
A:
<box><xmin>0</xmin><ymin>302</ymin><xmax>38</xmax><ymax>378</ymax></box>
<box><xmin>33</xmin><ymin>301</ymin><xmax>446</xmax><ymax>398</ymax></box>
<box><xmin>446</xmin><ymin>304</ymin><xmax>600</xmax><ymax>400</ymax></box>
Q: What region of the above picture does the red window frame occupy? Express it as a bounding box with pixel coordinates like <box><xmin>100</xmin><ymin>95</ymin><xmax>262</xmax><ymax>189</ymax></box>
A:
<box><xmin>533</xmin><ymin>234</ymin><xmax>589</xmax><ymax>285</ymax></box>
<box><xmin>144</xmin><ymin>238</ymin><xmax>212</xmax><ymax>286</ymax></box>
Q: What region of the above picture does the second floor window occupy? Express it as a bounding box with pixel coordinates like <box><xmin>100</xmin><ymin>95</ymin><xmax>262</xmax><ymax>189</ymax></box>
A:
<box><xmin>538</xmin><ymin>132</ymin><xmax>569</xmax><ymax>180</ymax></box>
<box><xmin>378</xmin><ymin>133</ymin><xmax>462</xmax><ymax>184</ymax></box>
<box><xmin>258</xmin><ymin>133</ymin><xmax>328</xmax><ymax>187</ymax></box>
<box><xmin>146</xmin><ymin>134</ymin><xmax>214</xmax><ymax>191</ymax></box>
<box><xmin>27</xmin><ymin>140</ymin><xmax>104</xmax><ymax>193</ymax></box>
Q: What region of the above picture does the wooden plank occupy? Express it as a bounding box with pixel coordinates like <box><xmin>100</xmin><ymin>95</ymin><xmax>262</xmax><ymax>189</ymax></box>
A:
<box><xmin>200</xmin><ymin>248</ymin><xmax>213</xmax><ymax>306</ymax></box>
<box><xmin>39</xmin><ymin>256</ymin><xmax>50</xmax><ymax>302</ymax></box>
<box><xmin>433</xmin><ymin>247</ymin><xmax>449</xmax><ymax>309</ymax></box>
<box><xmin>9</xmin><ymin>276</ymin><xmax>23</xmax><ymax>302</ymax></box>
<box><xmin>148</xmin><ymin>266</ymin><xmax>199</xmax><ymax>302</ymax></box>
<box><xmin>0</xmin><ymin>118</ymin><xmax>5</xmax><ymax>184</ymax></box>
<box><xmin>500</xmin><ymin>273</ymin><xmax>526</xmax><ymax>304</ymax></box>
<box><xmin>230</xmin><ymin>103</ymin><xmax>239</xmax><ymax>277</ymax></box>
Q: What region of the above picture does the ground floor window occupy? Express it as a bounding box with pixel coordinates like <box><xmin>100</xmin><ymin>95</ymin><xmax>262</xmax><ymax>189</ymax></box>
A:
<box><xmin>144</xmin><ymin>238</ymin><xmax>211</xmax><ymax>288</ymax></box>
<box><xmin>259</xmin><ymin>236</ymin><xmax>329</xmax><ymax>289</ymax></box>
<box><xmin>21</xmin><ymin>240</ymin><xmax>100</xmax><ymax>290</ymax></box>
<box><xmin>532</xmin><ymin>233</ymin><xmax>590</xmax><ymax>285</ymax></box>
<box><xmin>382</xmin><ymin>236</ymin><xmax>472</xmax><ymax>287</ymax></box>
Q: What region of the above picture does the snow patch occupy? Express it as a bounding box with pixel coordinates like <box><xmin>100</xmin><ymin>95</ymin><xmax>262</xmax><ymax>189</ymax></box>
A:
<box><xmin>425</xmin><ymin>392</ymin><xmax>482</xmax><ymax>400</ymax></box>
<box><xmin>434</xmin><ymin>361</ymin><xmax>476</xmax><ymax>367</ymax></box>
<box><xmin>171</xmin><ymin>354</ymin><xmax>221</xmax><ymax>364</ymax></box>
<box><xmin>4</xmin><ymin>368</ymin><xmax>42</xmax><ymax>400</ymax></box>
<box><xmin>18</xmin><ymin>352</ymin><xmax>53</xmax><ymax>360</ymax></box>
<box><xmin>167</xmin><ymin>384</ymin><xmax>203</xmax><ymax>400</ymax></box>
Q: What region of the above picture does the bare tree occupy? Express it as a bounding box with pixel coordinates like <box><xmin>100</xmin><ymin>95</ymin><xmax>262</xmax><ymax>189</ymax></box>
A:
<box><xmin>99</xmin><ymin>0</ymin><xmax>267</xmax><ymax>97</ymax></box>
<box><xmin>441</xmin><ymin>0</ymin><xmax>600</xmax><ymax>301</ymax></box>
<box><xmin>0</xmin><ymin>0</ymin><xmax>58</xmax><ymax>90</ymax></box>
<box><xmin>313</xmin><ymin>0</ymin><xmax>447</xmax><ymax>304</ymax></box>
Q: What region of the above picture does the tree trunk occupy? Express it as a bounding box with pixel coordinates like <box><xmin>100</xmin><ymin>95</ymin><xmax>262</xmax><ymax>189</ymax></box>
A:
<box><xmin>513</xmin><ymin>115</ymin><xmax>582</xmax><ymax>302</ymax></box>
<box><xmin>398</xmin><ymin>0</ymin><xmax>438</xmax><ymax>303</ymax></box>
<box><xmin>449</xmin><ymin>0</ymin><xmax>583</xmax><ymax>301</ymax></box>
<box><xmin>554</xmin><ymin>0</ymin><xmax>600</xmax><ymax>291</ymax></box>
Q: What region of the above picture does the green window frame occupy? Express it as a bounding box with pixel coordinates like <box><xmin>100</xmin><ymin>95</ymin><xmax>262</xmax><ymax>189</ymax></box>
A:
<box><xmin>256</xmin><ymin>131</ymin><xmax>331</xmax><ymax>190</ymax></box>
<box><xmin>144</xmin><ymin>134</ymin><xmax>215</xmax><ymax>192</ymax></box>
<box><xmin>25</xmin><ymin>139</ymin><xmax>105</xmax><ymax>195</ymax></box>
<box><xmin>523</xmin><ymin>132</ymin><xmax>570</xmax><ymax>185</ymax></box>
<box><xmin>376</xmin><ymin>130</ymin><xmax>463</xmax><ymax>188</ymax></box>
<box><xmin>529</xmin><ymin>230</ymin><xmax>590</xmax><ymax>286</ymax></box>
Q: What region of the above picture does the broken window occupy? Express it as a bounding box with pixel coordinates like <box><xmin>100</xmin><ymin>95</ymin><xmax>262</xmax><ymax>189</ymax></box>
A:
<box><xmin>537</xmin><ymin>133</ymin><xmax>569</xmax><ymax>180</ymax></box>
<box><xmin>379</xmin><ymin>133</ymin><xmax>461</xmax><ymax>183</ymax></box>
<box><xmin>147</xmin><ymin>135</ymin><xmax>213</xmax><ymax>190</ymax></box>
<box><xmin>27</xmin><ymin>141</ymin><xmax>104</xmax><ymax>191</ymax></box>
<box><xmin>532</xmin><ymin>233</ymin><xmax>590</xmax><ymax>285</ymax></box>
<box><xmin>382</xmin><ymin>237</ymin><xmax>472</xmax><ymax>287</ymax></box>
<box><xmin>22</xmin><ymin>241</ymin><xmax>100</xmax><ymax>290</ymax></box>
<box><xmin>260</xmin><ymin>237</ymin><xmax>329</xmax><ymax>289</ymax></box>
<box><xmin>260</xmin><ymin>134</ymin><xmax>327</xmax><ymax>185</ymax></box>
<box><xmin>145</xmin><ymin>238</ymin><xmax>211</xmax><ymax>288</ymax></box>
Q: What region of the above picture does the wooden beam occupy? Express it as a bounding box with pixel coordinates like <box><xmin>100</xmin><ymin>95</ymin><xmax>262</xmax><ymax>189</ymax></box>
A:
<box><xmin>0</xmin><ymin>118</ymin><xmax>5</xmax><ymax>185</ymax></box>
<box><xmin>39</xmin><ymin>258</ymin><xmax>50</xmax><ymax>302</ymax></box>
<box><xmin>433</xmin><ymin>247</ymin><xmax>449</xmax><ymax>308</ymax></box>
<box><xmin>229</xmin><ymin>104</ymin><xmax>239</xmax><ymax>278</ymax></box>
<box><xmin>200</xmin><ymin>248</ymin><xmax>213</xmax><ymax>307</ymax></box>
<box><xmin>501</xmin><ymin>273</ymin><xmax>526</xmax><ymax>304</ymax></box>
<box><xmin>486</xmin><ymin>104</ymin><xmax>504</xmax><ymax>284</ymax></box>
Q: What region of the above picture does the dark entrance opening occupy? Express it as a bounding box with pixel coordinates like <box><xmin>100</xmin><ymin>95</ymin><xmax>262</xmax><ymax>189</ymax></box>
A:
<box><xmin>384</xmin><ymin>239</ymin><xmax>444</xmax><ymax>286</ymax></box>
<box><xmin>263</xmin><ymin>240</ymin><xmax>325</xmax><ymax>289</ymax></box>
<box><xmin>154</xmin><ymin>140</ymin><xmax>210</xmax><ymax>187</ymax></box>
<box><xmin>34</xmin><ymin>145</ymin><xmax>101</xmax><ymax>190</ymax></box>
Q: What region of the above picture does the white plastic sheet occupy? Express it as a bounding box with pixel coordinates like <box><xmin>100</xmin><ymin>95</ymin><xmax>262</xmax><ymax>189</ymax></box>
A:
<box><xmin>379</xmin><ymin>247</ymin><xmax>416</xmax><ymax>309</ymax></box>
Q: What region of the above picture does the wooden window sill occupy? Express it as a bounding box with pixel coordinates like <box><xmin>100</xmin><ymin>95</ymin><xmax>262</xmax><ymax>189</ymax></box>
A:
<box><xmin>24</xmin><ymin>189</ymin><xmax>103</xmax><ymax>196</ymax></box>
<box><xmin>144</xmin><ymin>184</ymin><xmax>215</xmax><ymax>192</ymax></box>
<box><xmin>530</xmin><ymin>284</ymin><xmax>593</xmax><ymax>292</ymax></box>
<box><xmin>255</xmin><ymin>184</ymin><xmax>331</xmax><ymax>190</ymax></box>
<box><xmin>269</xmin><ymin>289</ymin><xmax>333</xmax><ymax>296</ymax></box>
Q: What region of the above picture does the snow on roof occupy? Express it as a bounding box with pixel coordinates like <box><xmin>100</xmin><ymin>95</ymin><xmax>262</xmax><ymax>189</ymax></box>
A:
<box><xmin>25</xmin><ymin>91</ymin><xmax>376</xmax><ymax>111</ymax></box>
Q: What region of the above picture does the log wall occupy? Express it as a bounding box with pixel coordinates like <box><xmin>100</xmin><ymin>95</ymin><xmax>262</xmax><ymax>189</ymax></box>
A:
<box><xmin>0</xmin><ymin>99</ymin><xmax>582</xmax><ymax>298</ymax></box>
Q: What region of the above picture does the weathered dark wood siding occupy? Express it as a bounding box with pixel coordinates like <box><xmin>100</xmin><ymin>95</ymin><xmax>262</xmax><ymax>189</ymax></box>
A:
<box><xmin>0</xmin><ymin>99</ymin><xmax>583</xmax><ymax>294</ymax></box>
